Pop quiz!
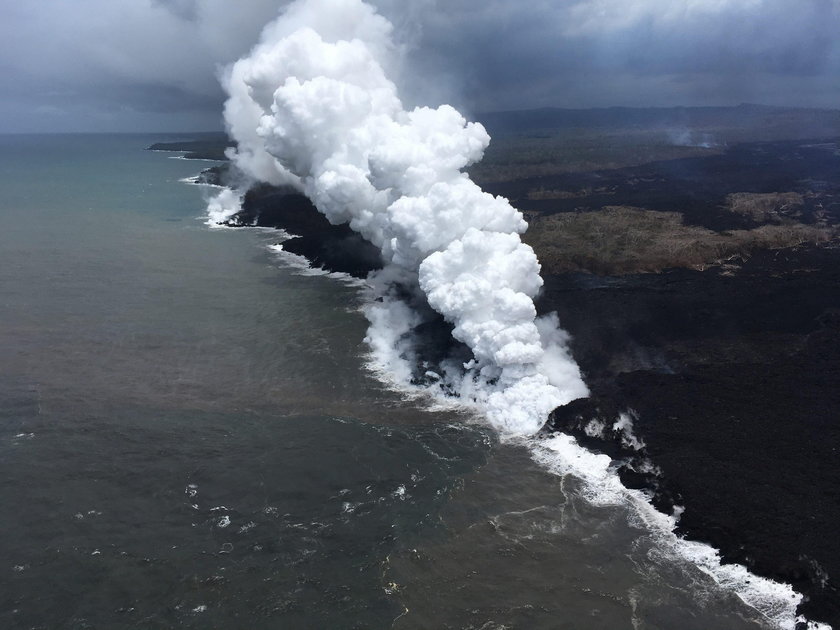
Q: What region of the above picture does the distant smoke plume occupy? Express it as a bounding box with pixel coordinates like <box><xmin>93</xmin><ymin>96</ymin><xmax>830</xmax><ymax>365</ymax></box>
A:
<box><xmin>667</xmin><ymin>128</ymin><xmax>720</xmax><ymax>149</ymax></box>
<box><xmin>208</xmin><ymin>0</ymin><xmax>588</xmax><ymax>434</ymax></box>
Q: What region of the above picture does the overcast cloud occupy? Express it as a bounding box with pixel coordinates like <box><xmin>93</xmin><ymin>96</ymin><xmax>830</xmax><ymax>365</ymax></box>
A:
<box><xmin>0</xmin><ymin>0</ymin><xmax>837</xmax><ymax>132</ymax></box>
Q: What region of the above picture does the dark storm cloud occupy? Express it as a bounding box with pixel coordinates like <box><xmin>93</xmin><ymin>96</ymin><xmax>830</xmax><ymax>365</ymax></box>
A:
<box><xmin>402</xmin><ymin>0</ymin><xmax>840</xmax><ymax>111</ymax></box>
<box><xmin>0</xmin><ymin>0</ymin><xmax>837</xmax><ymax>132</ymax></box>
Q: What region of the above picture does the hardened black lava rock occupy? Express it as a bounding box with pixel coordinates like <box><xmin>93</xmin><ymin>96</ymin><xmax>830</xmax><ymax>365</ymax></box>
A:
<box><xmin>224</xmin><ymin>184</ymin><xmax>383</xmax><ymax>279</ymax></box>
<box><xmin>215</xmin><ymin>138</ymin><xmax>840</xmax><ymax>626</ymax></box>
<box><xmin>539</xmin><ymin>245</ymin><xmax>840</xmax><ymax>628</ymax></box>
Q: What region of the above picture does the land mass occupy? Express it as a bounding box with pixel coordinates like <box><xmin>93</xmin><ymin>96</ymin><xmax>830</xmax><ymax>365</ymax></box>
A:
<box><xmin>163</xmin><ymin>104</ymin><xmax>840</xmax><ymax>627</ymax></box>
<box><xmin>147</xmin><ymin>134</ymin><xmax>232</xmax><ymax>161</ymax></box>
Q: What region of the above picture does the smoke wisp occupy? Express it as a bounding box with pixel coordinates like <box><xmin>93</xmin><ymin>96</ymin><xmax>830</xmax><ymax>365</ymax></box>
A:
<box><xmin>208</xmin><ymin>0</ymin><xmax>588</xmax><ymax>434</ymax></box>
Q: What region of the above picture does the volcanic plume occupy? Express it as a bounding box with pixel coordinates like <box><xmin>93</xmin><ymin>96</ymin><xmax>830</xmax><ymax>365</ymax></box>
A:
<box><xmin>208</xmin><ymin>0</ymin><xmax>588</xmax><ymax>433</ymax></box>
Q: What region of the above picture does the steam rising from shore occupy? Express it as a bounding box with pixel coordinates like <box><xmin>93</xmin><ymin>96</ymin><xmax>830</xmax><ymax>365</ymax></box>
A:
<box><xmin>209</xmin><ymin>0</ymin><xmax>587</xmax><ymax>433</ymax></box>
<box><xmin>202</xmin><ymin>4</ymin><xmax>830</xmax><ymax>625</ymax></box>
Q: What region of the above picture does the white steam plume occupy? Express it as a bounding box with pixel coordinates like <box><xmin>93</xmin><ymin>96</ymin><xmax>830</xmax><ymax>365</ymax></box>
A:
<box><xmin>210</xmin><ymin>0</ymin><xmax>588</xmax><ymax>434</ymax></box>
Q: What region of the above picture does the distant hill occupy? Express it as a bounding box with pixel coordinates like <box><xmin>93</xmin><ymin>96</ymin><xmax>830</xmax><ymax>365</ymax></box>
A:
<box><xmin>475</xmin><ymin>104</ymin><xmax>840</xmax><ymax>139</ymax></box>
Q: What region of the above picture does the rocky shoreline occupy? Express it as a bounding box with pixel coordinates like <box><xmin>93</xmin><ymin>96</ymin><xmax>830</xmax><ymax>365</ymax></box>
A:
<box><xmin>540</xmin><ymin>250</ymin><xmax>840</xmax><ymax>627</ymax></box>
<box><xmin>224</xmin><ymin>184</ymin><xmax>382</xmax><ymax>278</ymax></box>
<box><xmin>163</xmin><ymin>130</ymin><xmax>839</xmax><ymax>627</ymax></box>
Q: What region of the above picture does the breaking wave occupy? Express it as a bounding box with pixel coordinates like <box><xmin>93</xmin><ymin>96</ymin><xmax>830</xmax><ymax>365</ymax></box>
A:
<box><xmin>203</xmin><ymin>1</ymin><xmax>828</xmax><ymax>628</ymax></box>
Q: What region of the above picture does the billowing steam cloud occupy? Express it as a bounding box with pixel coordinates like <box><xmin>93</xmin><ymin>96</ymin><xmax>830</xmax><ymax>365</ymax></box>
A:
<box><xmin>208</xmin><ymin>0</ymin><xmax>588</xmax><ymax>434</ymax></box>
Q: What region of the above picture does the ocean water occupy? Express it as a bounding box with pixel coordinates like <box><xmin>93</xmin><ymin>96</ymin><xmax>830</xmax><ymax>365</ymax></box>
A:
<box><xmin>0</xmin><ymin>134</ymin><xmax>796</xmax><ymax>629</ymax></box>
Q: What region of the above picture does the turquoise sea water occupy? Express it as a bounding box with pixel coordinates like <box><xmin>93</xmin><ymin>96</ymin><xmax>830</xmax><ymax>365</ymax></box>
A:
<box><xmin>0</xmin><ymin>134</ymin><xmax>784</xmax><ymax>629</ymax></box>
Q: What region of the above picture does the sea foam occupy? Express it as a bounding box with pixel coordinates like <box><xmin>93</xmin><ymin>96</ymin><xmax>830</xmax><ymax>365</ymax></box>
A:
<box><xmin>203</xmin><ymin>1</ymin><xmax>827</xmax><ymax>627</ymax></box>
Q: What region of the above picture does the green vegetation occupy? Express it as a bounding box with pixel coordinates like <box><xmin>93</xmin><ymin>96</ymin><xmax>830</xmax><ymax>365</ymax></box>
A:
<box><xmin>724</xmin><ymin>192</ymin><xmax>805</xmax><ymax>222</ymax></box>
<box><xmin>524</xmin><ymin>206</ymin><xmax>834</xmax><ymax>275</ymax></box>
<box><xmin>468</xmin><ymin>106</ymin><xmax>840</xmax><ymax>274</ymax></box>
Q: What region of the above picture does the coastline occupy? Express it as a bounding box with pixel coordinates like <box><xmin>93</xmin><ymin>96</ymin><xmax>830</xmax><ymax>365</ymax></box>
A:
<box><xmin>162</xmin><ymin>130</ymin><xmax>839</xmax><ymax>628</ymax></box>
<box><xmin>540</xmin><ymin>252</ymin><xmax>840</xmax><ymax>627</ymax></box>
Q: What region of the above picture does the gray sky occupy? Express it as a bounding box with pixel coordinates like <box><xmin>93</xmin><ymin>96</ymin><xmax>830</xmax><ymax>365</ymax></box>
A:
<box><xmin>1</xmin><ymin>0</ymin><xmax>838</xmax><ymax>132</ymax></box>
